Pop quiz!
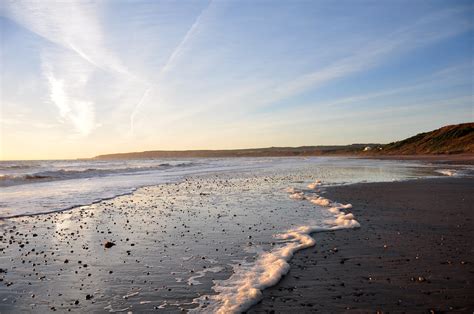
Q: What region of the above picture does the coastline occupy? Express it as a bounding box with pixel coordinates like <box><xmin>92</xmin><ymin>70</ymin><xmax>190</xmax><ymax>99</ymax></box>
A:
<box><xmin>1</xmin><ymin>160</ymin><xmax>473</xmax><ymax>313</ymax></box>
<box><xmin>249</xmin><ymin>177</ymin><xmax>474</xmax><ymax>313</ymax></box>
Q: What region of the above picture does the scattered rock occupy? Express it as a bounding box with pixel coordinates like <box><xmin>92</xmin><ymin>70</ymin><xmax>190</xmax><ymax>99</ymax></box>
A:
<box><xmin>104</xmin><ymin>241</ymin><xmax>115</xmax><ymax>249</ymax></box>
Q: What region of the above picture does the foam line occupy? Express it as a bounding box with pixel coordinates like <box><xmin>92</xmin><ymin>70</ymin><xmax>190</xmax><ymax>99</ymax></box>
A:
<box><xmin>191</xmin><ymin>179</ymin><xmax>360</xmax><ymax>313</ymax></box>
<box><xmin>436</xmin><ymin>169</ymin><xmax>458</xmax><ymax>176</ymax></box>
<box><xmin>187</xmin><ymin>267</ymin><xmax>224</xmax><ymax>286</ymax></box>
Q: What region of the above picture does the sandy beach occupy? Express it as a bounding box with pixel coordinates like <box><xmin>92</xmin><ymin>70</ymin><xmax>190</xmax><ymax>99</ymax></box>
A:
<box><xmin>3</xmin><ymin>0</ymin><xmax>473</xmax><ymax>311</ymax></box>
<box><xmin>250</xmin><ymin>177</ymin><xmax>474</xmax><ymax>313</ymax></box>
<box><xmin>0</xmin><ymin>158</ymin><xmax>472</xmax><ymax>313</ymax></box>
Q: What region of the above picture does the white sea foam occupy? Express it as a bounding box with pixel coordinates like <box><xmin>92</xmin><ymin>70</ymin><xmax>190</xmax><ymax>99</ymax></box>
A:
<box><xmin>187</xmin><ymin>266</ymin><xmax>224</xmax><ymax>286</ymax></box>
<box><xmin>307</xmin><ymin>180</ymin><xmax>321</xmax><ymax>189</ymax></box>
<box><xmin>436</xmin><ymin>169</ymin><xmax>458</xmax><ymax>176</ymax></box>
<box><xmin>103</xmin><ymin>305</ymin><xmax>131</xmax><ymax>313</ymax></box>
<box><xmin>191</xmin><ymin>180</ymin><xmax>360</xmax><ymax>313</ymax></box>
<box><xmin>284</xmin><ymin>187</ymin><xmax>299</xmax><ymax>193</ymax></box>
<box><xmin>308</xmin><ymin>196</ymin><xmax>330</xmax><ymax>206</ymax></box>
<box><xmin>288</xmin><ymin>192</ymin><xmax>305</xmax><ymax>199</ymax></box>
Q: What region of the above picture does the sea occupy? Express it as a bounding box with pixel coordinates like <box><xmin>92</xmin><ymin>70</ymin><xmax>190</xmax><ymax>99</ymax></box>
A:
<box><xmin>0</xmin><ymin>157</ymin><xmax>470</xmax><ymax>312</ymax></box>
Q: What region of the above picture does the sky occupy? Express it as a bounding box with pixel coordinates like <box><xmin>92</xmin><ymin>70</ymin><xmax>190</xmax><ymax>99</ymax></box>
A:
<box><xmin>0</xmin><ymin>0</ymin><xmax>473</xmax><ymax>160</ymax></box>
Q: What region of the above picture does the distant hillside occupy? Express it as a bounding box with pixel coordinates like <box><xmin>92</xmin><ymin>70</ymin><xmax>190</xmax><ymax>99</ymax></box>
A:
<box><xmin>93</xmin><ymin>123</ymin><xmax>474</xmax><ymax>159</ymax></box>
<box><xmin>93</xmin><ymin>144</ymin><xmax>375</xmax><ymax>159</ymax></box>
<box><xmin>379</xmin><ymin>123</ymin><xmax>474</xmax><ymax>155</ymax></box>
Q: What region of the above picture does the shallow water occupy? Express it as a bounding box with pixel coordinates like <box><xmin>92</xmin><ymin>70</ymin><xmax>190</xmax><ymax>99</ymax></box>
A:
<box><xmin>0</xmin><ymin>157</ymin><xmax>468</xmax><ymax>312</ymax></box>
<box><xmin>0</xmin><ymin>157</ymin><xmax>445</xmax><ymax>218</ymax></box>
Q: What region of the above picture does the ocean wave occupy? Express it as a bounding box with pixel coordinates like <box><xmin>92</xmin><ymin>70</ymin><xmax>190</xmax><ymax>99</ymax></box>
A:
<box><xmin>191</xmin><ymin>180</ymin><xmax>360</xmax><ymax>313</ymax></box>
<box><xmin>0</xmin><ymin>162</ymin><xmax>196</xmax><ymax>187</ymax></box>
<box><xmin>0</xmin><ymin>164</ymin><xmax>38</xmax><ymax>170</ymax></box>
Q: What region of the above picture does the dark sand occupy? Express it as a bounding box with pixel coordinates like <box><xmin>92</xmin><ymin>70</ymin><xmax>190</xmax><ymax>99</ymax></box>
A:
<box><xmin>250</xmin><ymin>177</ymin><xmax>474</xmax><ymax>313</ymax></box>
<box><xmin>361</xmin><ymin>154</ymin><xmax>474</xmax><ymax>165</ymax></box>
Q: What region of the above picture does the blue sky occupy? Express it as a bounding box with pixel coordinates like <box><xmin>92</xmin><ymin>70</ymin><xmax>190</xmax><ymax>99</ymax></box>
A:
<box><xmin>0</xmin><ymin>0</ymin><xmax>473</xmax><ymax>159</ymax></box>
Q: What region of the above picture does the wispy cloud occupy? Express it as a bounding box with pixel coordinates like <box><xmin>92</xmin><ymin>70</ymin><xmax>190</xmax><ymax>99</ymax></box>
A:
<box><xmin>129</xmin><ymin>0</ymin><xmax>214</xmax><ymax>134</ymax></box>
<box><xmin>289</xmin><ymin>61</ymin><xmax>474</xmax><ymax>111</ymax></box>
<box><xmin>1</xmin><ymin>1</ymin><xmax>472</xmax><ymax>158</ymax></box>
<box><xmin>160</xmin><ymin>1</ymin><xmax>213</xmax><ymax>76</ymax></box>
<box><xmin>2</xmin><ymin>0</ymin><xmax>127</xmax><ymax>74</ymax></box>
<box><xmin>42</xmin><ymin>52</ymin><xmax>96</xmax><ymax>136</ymax></box>
<box><xmin>129</xmin><ymin>86</ymin><xmax>151</xmax><ymax>136</ymax></box>
<box><xmin>2</xmin><ymin>0</ymin><xmax>138</xmax><ymax>136</ymax></box>
<box><xmin>135</xmin><ymin>4</ymin><xmax>472</xmax><ymax>132</ymax></box>
<box><xmin>231</xmin><ymin>63</ymin><xmax>474</xmax><ymax>132</ymax></box>
<box><xmin>262</xmin><ymin>6</ymin><xmax>473</xmax><ymax>109</ymax></box>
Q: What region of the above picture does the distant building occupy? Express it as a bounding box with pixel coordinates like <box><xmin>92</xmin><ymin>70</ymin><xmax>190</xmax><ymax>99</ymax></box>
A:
<box><xmin>363</xmin><ymin>146</ymin><xmax>372</xmax><ymax>151</ymax></box>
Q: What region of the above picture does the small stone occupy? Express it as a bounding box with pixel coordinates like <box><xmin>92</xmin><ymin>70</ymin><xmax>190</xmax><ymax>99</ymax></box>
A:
<box><xmin>104</xmin><ymin>241</ymin><xmax>115</xmax><ymax>249</ymax></box>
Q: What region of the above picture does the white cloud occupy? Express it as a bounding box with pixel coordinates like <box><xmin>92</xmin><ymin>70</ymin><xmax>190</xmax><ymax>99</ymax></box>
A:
<box><xmin>2</xmin><ymin>0</ymin><xmax>127</xmax><ymax>74</ymax></box>
<box><xmin>1</xmin><ymin>0</ymin><xmax>144</xmax><ymax>136</ymax></box>
<box><xmin>264</xmin><ymin>7</ymin><xmax>473</xmax><ymax>108</ymax></box>
<box><xmin>0</xmin><ymin>1</ymin><xmax>471</xmax><ymax>155</ymax></box>
<box><xmin>42</xmin><ymin>52</ymin><xmax>95</xmax><ymax>136</ymax></box>
<box><xmin>129</xmin><ymin>4</ymin><xmax>473</xmax><ymax>135</ymax></box>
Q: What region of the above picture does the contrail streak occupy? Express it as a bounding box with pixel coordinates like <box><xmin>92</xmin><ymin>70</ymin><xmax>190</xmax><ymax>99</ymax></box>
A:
<box><xmin>128</xmin><ymin>0</ymin><xmax>214</xmax><ymax>135</ymax></box>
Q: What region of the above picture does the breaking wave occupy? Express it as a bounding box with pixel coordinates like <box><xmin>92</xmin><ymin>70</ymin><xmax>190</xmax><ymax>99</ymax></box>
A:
<box><xmin>0</xmin><ymin>162</ymin><xmax>196</xmax><ymax>187</ymax></box>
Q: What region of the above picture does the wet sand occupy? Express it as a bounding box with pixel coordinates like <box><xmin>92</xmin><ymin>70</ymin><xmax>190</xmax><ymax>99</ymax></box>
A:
<box><xmin>361</xmin><ymin>154</ymin><xmax>474</xmax><ymax>165</ymax></box>
<box><xmin>1</xmin><ymin>168</ymin><xmax>472</xmax><ymax>313</ymax></box>
<box><xmin>250</xmin><ymin>177</ymin><xmax>474</xmax><ymax>313</ymax></box>
<box><xmin>0</xmin><ymin>168</ymin><xmax>350</xmax><ymax>313</ymax></box>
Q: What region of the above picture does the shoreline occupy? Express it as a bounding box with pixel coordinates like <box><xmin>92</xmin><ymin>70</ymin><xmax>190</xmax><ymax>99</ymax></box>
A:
<box><xmin>249</xmin><ymin>177</ymin><xmax>474</xmax><ymax>313</ymax></box>
<box><xmin>90</xmin><ymin>154</ymin><xmax>474</xmax><ymax>165</ymax></box>
<box><xmin>357</xmin><ymin>154</ymin><xmax>474</xmax><ymax>165</ymax></box>
<box><xmin>1</xmin><ymin>163</ymin><xmax>473</xmax><ymax>312</ymax></box>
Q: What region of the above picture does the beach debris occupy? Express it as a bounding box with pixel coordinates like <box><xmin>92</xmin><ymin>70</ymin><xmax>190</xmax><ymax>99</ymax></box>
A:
<box><xmin>123</xmin><ymin>291</ymin><xmax>139</xmax><ymax>299</ymax></box>
<box><xmin>104</xmin><ymin>241</ymin><xmax>116</xmax><ymax>248</ymax></box>
<box><xmin>410</xmin><ymin>276</ymin><xmax>427</xmax><ymax>283</ymax></box>
<box><xmin>104</xmin><ymin>304</ymin><xmax>130</xmax><ymax>312</ymax></box>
